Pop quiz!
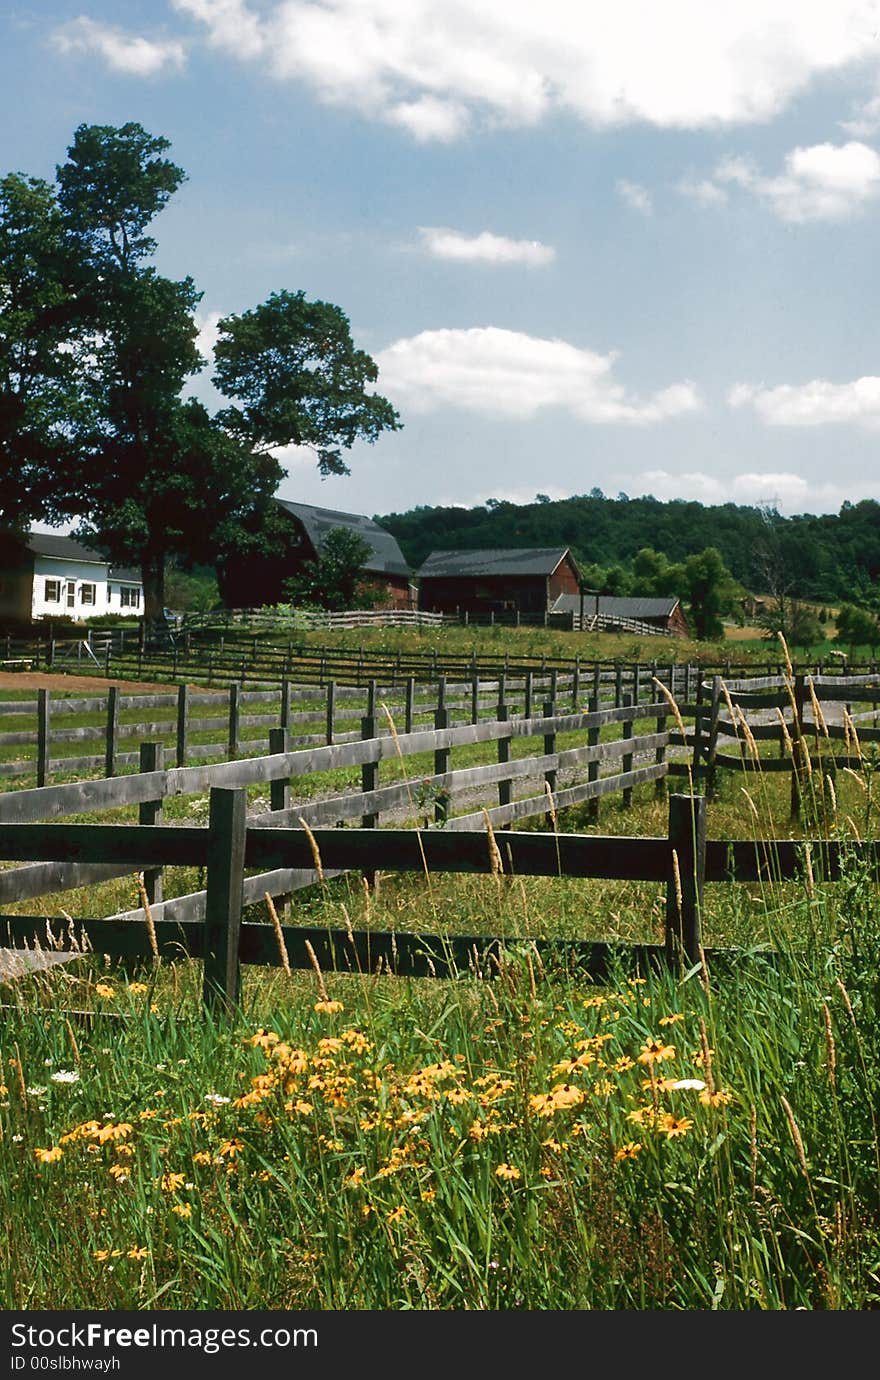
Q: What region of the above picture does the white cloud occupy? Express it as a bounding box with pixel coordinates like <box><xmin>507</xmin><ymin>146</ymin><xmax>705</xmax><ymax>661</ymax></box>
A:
<box><xmin>170</xmin><ymin>1</ymin><xmax>880</xmax><ymax>140</ymax></box>
<box><xmin>375</xmin><ymin>326</ymin><xmax>701</xmax><ymax>423</ymax></box>
<box><xmin>690</xmin><ymin>142</ymin><xmax>880</xmax><ymax>221</ymax></box>
<box><xmin>52</xmin><ymin>17</ymin><xmax>186</xmax><ymax>76</ymax></box>
<box><xmin>615</xmin><ymin>180</ymin><xmax>653</xmax><ymax>215</ymax></box>
<box><xmin>621</xmin><ymin>468</ymin><xmax>880</xmax><ymax>513</ymax></box>
<box><xmin>730</xmin><ymin>375</ymin><xmax>880</xmax><ymax>425</ymax></box>
<box><xmin>418</xmin><ymin>227</ymin><xmax>555</xmax><ymax>265</ymax></box>
<box><xmin>677</xmin><ymin>176</ymin><xmax>729</xmax><ymax>207</ymax></box>
<box><xmin>194</xmin><ymin>310</ymin><xmax>223</xmax><ymax>370</ymax></box>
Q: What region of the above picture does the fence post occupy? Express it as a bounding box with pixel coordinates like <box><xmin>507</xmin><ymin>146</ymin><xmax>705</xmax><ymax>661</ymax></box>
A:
<box><xmin>104</xmin><ymin>687</ymin><xmax>119</xmax><ymax>778</ymax></box>
<box><xmin>280</xmin><ymin>677</ymin><xmax>292</xmax><ymax>731</ymax></box>
<box><xmin>655</xmin><ymin>705</ymin><xmax>667</xmax><ymax>799</ymax></box>
<box><xmin>622</xmin><ymin>693</ymin><xmax>634</xmax><ymax>809</ymax></box>
<box><xmin>228</xmin><ymin>683</ymin><xmax>240</xmax><ymax>760</ymax></box>
<box><xmin>665</xmin><ymin>793</ymin><xmax>706</xmax><ymax>970</ymax></box>
<box><xmin>434</xmin><ymin>678</ymin><xmax>450</xmax><ymax>825</ymax></box>
<box><xmin>202</xmin><ymin>786</ymin><xmax>247</xmax><ymax>1014</ymax></box>
<box><xmin>323</xmin><ymin>680</ymin><xmax>336</xmax><ymax>745</ymax></box>
<box><xmin>705</xmin><ymin>675</ymin><xmax>722</xmax><ymax>799</ymax></box>
<box><xmin>586</xmin><ymin>693</ymin><xmax>600</xmax><ymax>824</ymax></box>
<box><xmin>269</xmin><ymin>727</ymin><xmax>290</xmax><ymax>814</ymax></box>
<box><xmin>137</xmin><ymin>741</ymin><xmax>165</xmax><ymax>906</ymax></box>
<box><xmin>176</xmin><ymin>685</ymin><xmax>189</xmax><ymax>768</ymax></box>
<box><xmin>361</xmin><ymin>685</ymin><xmax>379</xmax><ymax>831</ymax></box>
<box><xmin>790</xmin><ymin>673</ymin><xmax>808</xmax><ymax>820</ymax></box>
<box><xmin>497</xmin><ymin>705</ymin><xmax>511</xmax><ymax>810</ymax></box>
<box><xmin>543</xmin><ymin>698</ymin><xmax>557</xmax><ymax>824</ymax></box>
<box><xmin>471</xmin><ymin>673</ymin><xmax>480</xmax><ymax>725</ymax></box>
<box><xmin>36</xmin><ymin>688</ymin><xmax>50</xmax><ymax>788</ymax></box>
<box><xmin>572</xmin><ymin>655</ymin><xmax>580</xmax><ymax>709</ymax></box>
<box><xmin>405</xmin><ymin>676</ymin><xmax>415</xmax><ymax>736</ymax></box>
<box><xmin>632</xmin><ymin>663</ymin><xmax>640</xmax><ymax>706</ymax></box>
<box><xmin>524</xmin><ymin>669</ymin><xmax>533</xmax><ymax>720</ymax></box>
<box><xmin>614</xmin><ymin>662</ymin><xmax>623</xmax><ymax>708</ymax></box>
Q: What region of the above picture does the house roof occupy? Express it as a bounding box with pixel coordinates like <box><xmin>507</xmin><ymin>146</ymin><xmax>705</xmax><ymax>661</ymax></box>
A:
<box><xmin>26</xmin><ymin>532</ymin><xmax>105</xmax><ymax>566</ymax></box>
<box><xmin>276</xmin><ymin>500</ymin><xmax>410</xmax><ymax>579</ymax></box>
<box><xmin>417</xmin><ymin>548</ymin><xmax>576</xmax><ymax>579</ymax></box>
<box><xmin>551</xmin><ymin>594</ymin><xmax>682</xmax><ymax>619</ymax></box>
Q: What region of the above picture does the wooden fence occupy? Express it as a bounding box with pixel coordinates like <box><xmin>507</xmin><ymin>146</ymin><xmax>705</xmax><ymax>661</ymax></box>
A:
<box><xmin>0</xmin><ymin>666</ymin><xmax>683</xmax><ymax>785</ymax></box>
<box><xmin>0</xmin><ymin>693</ymin><xmax>675</xmax><ymax>923</ymax></box>
<box><xmin>0</xmin><ymin>788</ymin><xmax>867</xmax><ymax>1012</ymax></box>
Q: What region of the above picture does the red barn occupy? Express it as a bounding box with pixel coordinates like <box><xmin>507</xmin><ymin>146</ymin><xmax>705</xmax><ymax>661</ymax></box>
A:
<box><xmin>416</xmin><ymin>547</ymin><xmax>580</xmax><ymax>616</ymax></box>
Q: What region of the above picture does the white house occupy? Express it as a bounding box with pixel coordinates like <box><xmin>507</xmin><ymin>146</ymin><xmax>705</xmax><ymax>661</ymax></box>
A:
<box><xmin>0</xmin><ymin>532</ymin><xmax>144</xmax><ymax>625</ymax></box>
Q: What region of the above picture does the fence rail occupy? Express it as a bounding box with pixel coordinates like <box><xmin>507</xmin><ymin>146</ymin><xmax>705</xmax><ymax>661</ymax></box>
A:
<box><xmin>0</xmin><ymin>789</ymin><xmax>866</xmax><ymax>1011</ymax></box>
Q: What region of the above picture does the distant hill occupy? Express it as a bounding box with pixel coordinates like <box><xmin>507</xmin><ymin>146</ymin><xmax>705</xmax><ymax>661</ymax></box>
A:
<box><xmin>376</xmin><ymin>494</ymin><xmax>880</xmax><ymax>605</ymax></box>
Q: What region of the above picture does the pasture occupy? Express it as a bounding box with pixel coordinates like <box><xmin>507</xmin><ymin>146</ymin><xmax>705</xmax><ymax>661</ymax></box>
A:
<box><xmin>1</xmin><ymin>647</ymin><xmax>879</xmax><ymax>1310</ymax></box>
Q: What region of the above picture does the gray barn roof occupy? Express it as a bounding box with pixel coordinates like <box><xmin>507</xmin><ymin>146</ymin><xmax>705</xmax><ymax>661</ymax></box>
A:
<box><xmin>551</xmin><ymin>594</ymin><xmax>681</xmax><ymax>619</ymax></box>
<box><xmin>417</xmin><ymin>548</ymin><xmax>575</xmax><ymax>579</ymax></box>
<box><xmin>276</xmin><ymin>500</ymin><xmax>410</xmax><ymax>578</ymax></box>
<box><xmin>26</xmin><ymin>532</ymin><xmax>105</xmax><ymax>565</ymax></box>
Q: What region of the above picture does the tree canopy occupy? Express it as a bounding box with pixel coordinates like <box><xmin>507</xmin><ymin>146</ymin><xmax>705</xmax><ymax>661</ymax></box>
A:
<box><xmin>0</xmin><ymin>122</ymin><xmax>401</xmax><ymax>631</ymax></box>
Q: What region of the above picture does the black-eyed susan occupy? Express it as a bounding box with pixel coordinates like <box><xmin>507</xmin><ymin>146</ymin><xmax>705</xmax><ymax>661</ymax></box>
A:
<box><xmin>614</xmin><ymin>1141</ymin><xmax>643</xmax><ymax>1161</ymax></box>
<box><xmin>494</xmin><ymin>1163</ymin><xmax>521</xmax><ymax>1181</ymax></box>
<box><xmin>637</xmin><ymin>1040</ymin><xmax>676</xmax><ymax>1065</ymax></box>
<box><xmin>314</xmin><ymin>999</ymin><xmax>344</xmax><ymax>1015</ymax></box>
<box><xmin>34</xmin><ymin>1146</ymin><xmax>62</xmax><ymax>1163</ymax></box>
<box><xmin>661</xmin><ymin>1114</ymin><xmax>693</xmax><ymax>1139</ymax></box>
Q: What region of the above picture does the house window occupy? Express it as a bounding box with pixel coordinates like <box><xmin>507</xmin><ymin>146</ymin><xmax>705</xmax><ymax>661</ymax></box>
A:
<box><xmin>80</xmin><ymin>583</ymin><xmax>96</xmax><ymax>606</ymax></box>
<box><xmin>120</xmin><ymin>586</ymin><xmax>140</xmax><ymax>608</ymax></box>
<box><xmin>44</xmin><ymin>579</ymin><xmax>62</xmax><ymax>603</ymax></box>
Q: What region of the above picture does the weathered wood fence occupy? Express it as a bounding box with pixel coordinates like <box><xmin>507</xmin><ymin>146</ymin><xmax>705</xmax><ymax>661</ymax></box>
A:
<box><xmin>0</xmin><ymin>788</ymin><xmax>866</xmax><ymax>1012</ymax></box>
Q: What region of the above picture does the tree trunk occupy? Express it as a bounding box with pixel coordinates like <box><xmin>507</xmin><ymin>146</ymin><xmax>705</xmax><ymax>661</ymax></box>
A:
<box><xmin>141</xmin><ymin>551</ymin><xmax>166</xmax><ymax>645</ymax></box>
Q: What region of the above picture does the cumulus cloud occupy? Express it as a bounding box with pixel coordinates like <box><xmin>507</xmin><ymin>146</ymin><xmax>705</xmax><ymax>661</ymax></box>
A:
<box><xmin>417</xmin><ymin>227</ymin><xmax>555</xmax><ymax>265</ymax></box>
<box><xmin>52</xmin><ymin>17</ymin><xmax>186</xmax><ymax>76</ymax></box>
<box><xmin>615</xmin><ymin>180</ymin><xmax>653</xmax><ymax>215</ymax></box>
<box><xmin>169</xmin><ymin>1</ymin><xmax>880</xmax><ymax>140</ymax></box>
<box><xmin>194</xmin><ymin>310</ymin><xmax>223</xmax><ymax>370</ymax></box>
<box><xmin>689</xmin><ymin>141</ymin><xmax>880</xmax><ymax>221</ymax></box>
<box><xmin>374</xmin><ymin>326</ymin><xmax>701</xmax><ymax>424</ymax></box>
<box><xmin>622</xmin><ymin>468</ymin><xmax>880</xmax><ymax>513</ymax></box>
<box><xmin>730</xmin><ymin>376</ymin><xmax>880</xmax><ymax>426</ymax></box>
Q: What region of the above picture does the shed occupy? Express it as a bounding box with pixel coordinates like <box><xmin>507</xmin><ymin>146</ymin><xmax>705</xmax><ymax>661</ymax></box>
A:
<box><xmin>417</xmin><ymin>547</ymin><xmax>580</xmax><ymax>616</ymax></box>
<box><xmin>550</xmin><ymin>592</ymin><xmax>689</xmax><ymax>637</ymax></box>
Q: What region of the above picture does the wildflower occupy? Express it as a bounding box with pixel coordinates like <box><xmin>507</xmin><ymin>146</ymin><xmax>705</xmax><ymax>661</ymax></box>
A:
<box><xmin>34</xmin><ymin>1146</ymin><xmax>62</xmax><ymax>1163</ymax></box>
<box><xmin>172</xmin><ymin>1202</ymin><xmax>193</xmax><ymax>1219</ymax></box>
<box><xmin>420</xmin><ymin>1188</ymin><xmax>436</xmax><ymax>1202</ymax></box>
<box><xmin>138</xmin><ymin>1109</ymin><xmax>158</xmax><ymax>1121</ymax></box>
<box><xmin>97</xmin><ymin>1123</ymin><xmax>133</xmax><ymax>1144</ymax></box>
<box><xmin>128</xmin><ymin>983</ymin><xmax>149</xmax><ymax>994</ymax></box>
<box><xmin>94</xmin><ymin>984</ymin><xmax>115</xmax><ymax>1000</ymax></box>
<box><xmin>192</xmin><ymin>1151</ymin><xmax>213</xmax><ymax>1166</ymax></box>
<box><xmin>614</xmin><ymin>1142</ymin><xmax>643</xmax><ymax>1161</ymax></box>
<box><xmin>108</xmin><ymin>1164</ymin><xmax>130</xmax><ymax>1183</ymax></box>
<box><xmin>386</xmin><ymin>1205</ymin><xmax>406</xmax><ymax>1224</ymax></box>
<box><xmin>699</xmin><ymin>1088</ymin><xmax>733</xmax><ymax>1107</ymax></box>
<box><xmin>160</xmin><ymin>1172</ymin><xmax>186</xmax><ymax>1193</ymax></box>
<box><xmin>248</xmin><ymin>1030</ymin><xmax>279</xmax><ymax>1048</ymax></box>
<box><xmin>204</xmin><ymin>1093</ymin><xmax>231</xmax><ymax>1105</ymax></box>
<box><xmin>638</xmin><ymin>1040</ymin><xmax>676</xmax><ymax>1065</ymax></box>
<box><xmin>667</xmin><ymin>1078</ymin><xmax>707</xmax><ymax>1092</ymax></box>
<box><xmin>495</xmin><ymin>1163</ymin><xmax>521</xmax><ymax>1181</ymax></box>
<box><xmin>50</xmin><ymin>1069</ymin><xmax>80</xmax><ymax>1085</ymax></box>
<box><xmin>345</xmin><ymin>1166</ymin><xmax>367</xmax><ymax>1188</ymax></box>
<box><xmin>314</xmin><ymin>999</ymin><xmax>344</xmax><ymax>1014</ymax></box>
<box><xmin>659</xmin><ymin>1013</ymin><xmax>685</xmax><ymax>1026</ymax></box>
<box><xmin>26</xmin><ymin>1086</ymin><xmax>47</xmax><ymax>1099</ymax></box>
<box><xmin>126</xmin><ymin>1246</ymin><xmax>148</xmax><ymax>1260</ymax></box>
<box><xmin>661</xmin><ymin>1114</ymin><xmax>693</xmax><ymax>1139</ymax></box>
<box><xmin>218</xmin><ymin>1138</ymin><xmax>244</xmax><ymax>1158</ymax></box>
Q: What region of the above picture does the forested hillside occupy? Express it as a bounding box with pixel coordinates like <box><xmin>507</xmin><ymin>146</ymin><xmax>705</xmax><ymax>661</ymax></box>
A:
<box><xmin>377</xmin><ymin>494</ymin><xmax>880</xmax><ymax>606</ymax></box>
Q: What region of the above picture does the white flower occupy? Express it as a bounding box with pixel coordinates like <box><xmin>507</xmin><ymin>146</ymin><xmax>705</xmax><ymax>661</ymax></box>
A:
<box><xmin>669</xmin><ymin>1079</ymin><xmax>707</xmax><ymax>1091</ymax></box>
<box><xmin>204</xmin><ymin>1093</ymin><xmax>230</xmax><ymax>1105</ymax></box>
<box><xmin>50</xmin><ymin>1069</ymin><xmax>80</xmax><ymax>1085</ymax></box>
<box><xmin>43</xmin><ymin>1058</ymin><xmax>54</xmax><ymax>1067</ymax></box>
<box><xmin>26</xmin><ymin>1086</ymin><xmax>47</xmax><ymax>1098</ymax></box>
<box><xmin>11</xmin><ymin>1134</ymin><xmax>23</xmax><ymax>1143</ymax></box>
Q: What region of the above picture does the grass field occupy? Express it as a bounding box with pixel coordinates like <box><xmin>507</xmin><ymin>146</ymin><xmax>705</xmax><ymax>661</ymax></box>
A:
<box><xmin>1</xmin><ymin>648</ymin><xmax>879</xmax><ymax>1310</ymax></box>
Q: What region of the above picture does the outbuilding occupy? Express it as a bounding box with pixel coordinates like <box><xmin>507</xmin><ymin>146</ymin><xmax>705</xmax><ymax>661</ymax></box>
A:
<box><xmin>416</xmin><ymin>547</ymin><xmax>581</xmax><ymax>616</ymax></box>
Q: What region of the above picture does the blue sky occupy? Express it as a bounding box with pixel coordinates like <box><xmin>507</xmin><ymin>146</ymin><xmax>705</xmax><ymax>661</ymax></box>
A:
<box><xmin>5</xmin><ymin>3</ymin><xmax>880</xmax><ymax>522</ymax></box>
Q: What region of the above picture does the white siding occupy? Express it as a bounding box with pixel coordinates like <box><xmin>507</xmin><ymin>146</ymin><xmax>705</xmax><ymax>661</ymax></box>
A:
<box><xmin>31</xmin><ymin>556</ymin><xmax>143</xmax><ymax>620</ymax></box>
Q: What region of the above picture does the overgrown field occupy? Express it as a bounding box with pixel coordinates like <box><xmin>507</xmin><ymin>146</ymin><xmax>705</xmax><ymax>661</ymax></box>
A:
<box><xmin>2</xmin><ymin>658</ymin><xmax>880</xmax><ymax>1309</ymax></box>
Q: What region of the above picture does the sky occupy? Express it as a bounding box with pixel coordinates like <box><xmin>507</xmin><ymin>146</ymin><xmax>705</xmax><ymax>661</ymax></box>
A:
<box><xmin>5</xmin><ymin>3</ymin><xmax>880</xmax><ymax>524</ymax></box>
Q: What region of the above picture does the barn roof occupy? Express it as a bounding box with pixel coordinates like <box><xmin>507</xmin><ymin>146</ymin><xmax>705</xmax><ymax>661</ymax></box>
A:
<box><xmin>417</xmin><ymin>548</ymin><xmax>576</xmax><ymax>579</ymax></box>
<box><xmin>276</xmin><ymin>500</ymin><xmax>410</xmax><ymax>578</ymax></box>
<box><xmin>551</xmin><ymin>593</ymin><xmax>682</xmax><ymax>619</ymax></box>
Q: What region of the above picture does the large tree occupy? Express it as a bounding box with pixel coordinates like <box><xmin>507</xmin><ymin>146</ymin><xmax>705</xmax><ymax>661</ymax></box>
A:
<box><xmin>1</xmin><ymin>122</ymin><xmax>402</xmax><ymax>634</ymax></box>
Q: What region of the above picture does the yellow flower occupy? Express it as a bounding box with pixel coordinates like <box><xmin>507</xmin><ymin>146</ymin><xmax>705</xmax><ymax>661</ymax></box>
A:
<box><xmin>614</xmin><ymin>1141</ymin><xmax>643</xmax><ymax>1161</ymax></box>
<box><xmin>192</xmin><ymin>1150</ymin><xmax>213</xmax><ymax>1165</ymax></box>
<box><xmin>494</xmin><ymin>1163</ymin><xmax>521</xmax><ymax>1181</ymax></box>
<box><xmin>249</xmin><ymin>1029</ymin><xmax>279</xmax><ymax>1048</ymax></box>
<box><xmin>386</xmin><ymin>1205</ymin><xmax>406</xmax><ymax>1224</ymax></box>
<box><xmin>160</xmin><ymin>1171</ymin><xmax>186</xmax><ymax>1192</ymax></box>
<box><xmin>314</xmin><ymin>999</ymin><xmax>344</xmax><ymax>1014</ymax></box>
<box><xmin>659</xmin><ymin>1013</ymin><xmax>685</xmax><ymax>1026</ymax></box>
<box><xmin>94</xmin><ymin>983</ymin><xmax>115</xmax><ymax>1000</ymax></box>
<box><xmin>218</xmin><ymin>1138</ymin><xmax>244</xmax><ymax>1158</ymax></box>
<box><xmin>699</xmin><ymin>1088</ymin><xmax>733</xmax><ymax>1107</ymax></box>
<box><xmin>661</xmin><ymin>1114</ymin><xmax>693</xmax><ymax>1139</ymax></box>
<box><xmin>420</xmin><ymin>1188</ymin><xmax>436</xmax><ymax>1202</ymax></box>
<box><xmin>127</xmin><ymin>1246</ymin><xmax>149</xmax><ymax>1260</ymax></box>
<box><xmin>345</xmin><ymin>1165</ymin><xmax>367</xmax><ymax>1188</ymax></box>
<box><xmin>109</xmin><ymin>1163</ymin><xmax>130</xmax><ymax>1182</ymax></box>
<box><xmin>97</xmin><ymin>1122</ymin><xmax>133</xmax><ymax>1144</ymax></box>
<box><xmin>34</xmin><ymin>1146</ymin><xmax>62</xmax><ymax>1163</ymax></box>
<box><xmin>128</xmin><ymin>983</ymin><xmax>149</xmax><ymax>994</ymax></box>
<box><xmin>637</xmin><ymin>1040</ymin><xmax>676</xmax><ymax>1065</ymax></box>
<box><xmin>172</xmin><ymin>1202</ymin><xmax>193</xmax><ymax>1219</ymax></box>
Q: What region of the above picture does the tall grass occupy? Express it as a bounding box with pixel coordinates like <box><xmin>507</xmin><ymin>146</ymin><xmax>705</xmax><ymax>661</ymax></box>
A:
<box><xmin>1</xmin><ymin>652</ymin><xmax>879</xmax><ymax>1309</ymax></box>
